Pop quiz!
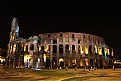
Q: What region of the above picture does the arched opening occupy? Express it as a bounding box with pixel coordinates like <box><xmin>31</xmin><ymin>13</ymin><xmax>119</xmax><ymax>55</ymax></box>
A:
<box><xmin>65</xmin><ymin>44</ymin><xmax>69</xmax><ymax>53</ymax></box>
<box><xmin>84</xmin><ymin>46</ymin><xmax>88</xmax><ymax>54</ymax></box>
<box><xmin>53</xmin><ymin>45</ymin><xmax>57</xmax><ymax>53</ymax></box>
<box><xmin>72</xmin><ymin>59</ymin><xmax>76</xmax><ymax>67</ymax></box>
<box><xmin>26</xmin><ymin>45</ymin><xmax>28</xmax><ymax>51</ymax></box>
<box><xmin>41</xmin><ymin>46</ymin><xmax>44</xmax><ymax>51</ymax></box>
<box><xmin>85</xmin><ymin>58</ymin><xmax>89</xmax><ymax>66</ymax></box>
<box><xmin>99</xmin><ymin>59</ymin><xmax>103</xmax><ymax>68</ymax></box>
<box><xmin>102</xmin><ymin>47</ymin><xmax>105</xmax><ymax>56</ymax></box>
<box><xmin>36</xmin><ymin>58</ymin><xmax>40</xmax><ymax>68</ymax></box>
<box><xmin>53</xmin><ymin>39</ymin><xmax>57</xmax><ymax>44</ymax></box>
<box><xmin>59</xmin><ymin>58</ymin><xmax>64</xmax><ymax>67</ymax></box>
<box><xmin>80</xmin><ymin>59</ymin><xmax>83</xmax><ymax>67</ymax></box>
<box><xmin>98</xmin><ymin>48</ymin><xmax>102</xmax><ymax>55</ymax></box>
<box><xmin>78</xmin><ymin>46</ymin><xmax>81</xmax><ymax>54</ymax></box>
<box><xmin>59</xmin><ymin>44</ymin><xmax>63</xmax><ymax>54</ymax></box>
<box><xmin>94</xmin><ymin>46</ymin><xmax>97</xmax><ymax>53</ymax></box>
<box><xmin>30</xmin><ymin>44</ymin><xmax>34</xmax><ymax>50</ymax></box>
<box><xmin>52</xmin><ymin>57</ymin><xmax>57</xmax><ymax>68</ymax></box>
<box><xmin>18</xmin><ymin>43</ymin><xmax>22</xmax><ymax>52</ymax></box>
<box><xmin>72</xmin><ymin>45</ymin><xmax>76</xmax><ymax>53</ymax></box>
<box><xmin>46</xmin><ymin>59</ymin><xmax>50</xmax><ymax>67</ymax></box>
<box><xmin>29</xmin><ymin>58</ymin><xmax>33</xmax><ymax>68</ymax></box>
<box><xmin>94</xmin><ymin>46</ymin><xmax>96</xmax><ymax>53</ymax></box>
<box><xmin>90</xmin><ymin>59</ymin><xmax>93</xmax><ymax>67</ymax></box>
<box><xmin>88</xmin><ymin>45</ymin><xmax>92</xmax><ymax>54</ymax></box>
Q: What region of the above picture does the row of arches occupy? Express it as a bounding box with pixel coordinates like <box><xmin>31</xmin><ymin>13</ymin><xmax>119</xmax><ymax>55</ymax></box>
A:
<box><xmin>9</xmin><ymin>42</ymin><xmax>111</xmax><ymax>56</ymax></box>
<box><xmin>23</xmin><ymin>44</ymin><xmax>111</xmax><ymax>56</ymax></box>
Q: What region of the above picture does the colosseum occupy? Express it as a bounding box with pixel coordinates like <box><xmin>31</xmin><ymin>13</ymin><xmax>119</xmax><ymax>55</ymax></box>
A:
<box><xmin>6</xmin><ymin>18</ymin><xmax>114</xmax><ymax>69</ymax></box>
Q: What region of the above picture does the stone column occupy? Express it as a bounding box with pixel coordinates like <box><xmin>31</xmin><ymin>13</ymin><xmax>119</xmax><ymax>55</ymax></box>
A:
<box><xmin>13</xmin><ymin>57</ymin><xmax>15</xmax><ymax>68</ymax></box>
<box><xmin>57</xmin><ymin>45</ymin><xmax>59</xmax><ymax>68</ymax></box>
<box><xmin>32</xmin><ymin>53</ymin><xmax>36</xmax><ymax>68</ymax></box>
<box><xmin>70</xmin><ymin>45</ymin><xmax>72</xmax><ymax>67</ymax></box>
<box><xmin>76</xmin><ymin>55</ymin><xmax>80</xmax><ymax>67</ymax></box>
<box><xmin>88</xmin><ymin>58</ymin><xmax>90</xmax><ymax>68</ymax></box>
<box><xmin>82</xmin><ymin>56</ymin><xmax>85</xmax><ymax>70</ymax></box>
<box><xmin>93</xmin><ymin>59</ymin><xmax>96</xmax><ymax>69</ymax></box>
<box><xmin>18</xmin><ymin>56</ymin><xmax>21</xmax><ymax>68</ymax></box>
<box><xmin>50</xmin><ymin>45</ymin><xmax>53</xmax><ymax>69</ymax></box>
<box><xmin>38</xmin><ymin>57</ymin><xmax>41</xmax><ymax>68</ymax></box>
<box><xmin>63</xmin><ymin>45</ymin><xmax>66</xmax><ymax>67</ymax></box>
<box><xmin>40</xmin><ymin>54</ymin><xmax>44</xmax><ymax>67</ymax></box>
<box><xmin>5</xmin><ymin>56</ymin><xmax>9</xmax><ymax>67</ymax></box>
<box><xmin>8</xmin><ymin>56</ymin><xmax>10</xmax><ymax>67</ymax></box>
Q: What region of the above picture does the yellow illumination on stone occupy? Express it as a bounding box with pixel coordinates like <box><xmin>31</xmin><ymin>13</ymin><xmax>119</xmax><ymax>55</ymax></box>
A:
<box><xmin>59</xmin><ymin>58</ymin><xmax>64</xmax><ymax>63</ymax></box>
<box><xmin>98</xmin><ymin>48</ymin><xmax>102</xmax><ymax>55</ymax></box>
<box><xmin>10</xmin><ymin>49</ymin><xmax>12</xmax><ymax>54</ymax></box>
<box><xmin>94</xmin><ymin>46</ymin><xmax>97</xmax><ymax>53</ymax></box>
<box><xmin>114</xmin><ymin>60</ymin><xmax>117</xmax><ymax>64</ymax></box>
<box><xmin>13</xmin><ymin>44</ymin><xmax>16</xmax><ymax>52</ymax></box>
<box><xmin>80</xmin><ymin>46</ymin><xmax>84</xmax><ymax>54</ymax></box>
<box><xmin>80</xmin><ymin>59</ymin><xmax>83</xmax><ymax>66</ymax></box>
<box><xmin>79</xmin><ymin>45</ymin><xmax>83</xmax><ymax>54</ymax></box>
<box><xmin>69</xmin><ymin>47</ymin><xmax>70</xmax><ymax>50</ymax></box>
<box><xmin>12</xmin><ymin>36</ymin><xmax>14</xmax><ymax>40</ymax></box>
<box><xmin>85</xmin><ymin>58</ymin><xmax>89</xmax><ymax>66</ymax></box>
<box><xmin>0</xmin><ymin>56</ymin><xmax>5</xmax><ymax>62</ymax></box>
<box><xmin>72</xmin><ymin>59</ymin><xmax>76</xmax><ymax>64</ymax></box>
<box><xmin>43</xmin><ymin>54</ymin><xmax>46</xmax><ymax>62</ymax></box>
<box><xmin>24</xmin><ymin>45</ymin><xmax>26</xmax><ymax>51</ymax></box>
<box><xmin>84</xmin><ymin>46</ymin><xmax>88</xmax><ymax>54</ymax></box>
<box><xmin>75</xmin><ymin>45</ymin><xmax>76</xmax><ymax>51</ymax></box>
<box><xmin>107</xmin><ymin>49</ymin><xmax>110</xmax><ymax>55</ymax></box>
<box><xmin>39</xmin><ymin>45</ymin><xmax>41</xmax><ymax>51</ymax></box>
<box><xmin>24</xmin><ymin>55</ymin><xmax>32</xmax><ymax>62</ymax></box>
<box><xmin>45</xmin><ymin>45</ymin><xmax>49</xmax><ymax>52</ymax></box>
<box><xmin>112</xmin><ymin>50</ymin><xmax>114</xmax><ymax>56</ymax></box>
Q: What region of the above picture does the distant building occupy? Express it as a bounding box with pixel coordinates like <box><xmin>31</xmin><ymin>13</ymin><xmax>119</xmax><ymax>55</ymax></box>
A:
<box><xmin>114</xmin><ymin>58</ymin><xmax>121</xmax><ymax>68</ymax></box>
<box><xmin>0</xmin><ymin>48</ymin><xmax>6</xmax><ymax>68</ymax></box>
<box><xmin>6</xmin><ymin>18</ymin><xmax>114</xmax><ymax>69</ymax></box>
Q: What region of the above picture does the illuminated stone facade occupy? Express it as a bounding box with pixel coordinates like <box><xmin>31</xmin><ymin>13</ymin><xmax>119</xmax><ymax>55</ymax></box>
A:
<box><xmin>6</xmin><ymin>18</ymin><xmax>114</xmax><ymax>69</ymax></box>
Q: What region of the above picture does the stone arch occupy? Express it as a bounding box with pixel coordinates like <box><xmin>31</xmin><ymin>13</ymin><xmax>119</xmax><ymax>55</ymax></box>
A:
<box><xmin>78</xmin><ymin>45</ymin><xmax>81</xmax><ymax>54</ymax></box>
<box><xmin>102</xmin><ymin>47</ymin><xmax>105</xmax><ymax>56</ymax></box>
<box><xmin>35</xmin><ymin>58</ymin><xmax>40</xmax><ymax>68</ymax></box>
<box><xmin>53</xmin><ymin>45</ymin><xmax>57</xmax><ymax>53</ymax></box>
<box><xmin>41</xmin><ymin>46</ymin><xmax>44</xmax><ymax>51</ymax></box>
<box><xmin>88</xmin><ymin>45</ymin><xmax>92</xmax><ymax>54</ymax></box>
<box><xmin>72</xmin><ymin>45</ymin><xmax>76</xmax><ymax>53</ymax></box>
<box><xmin>26</xmin><ymin>45</ymin><xmax>28</xmax><ymax>51</ymax></box>
<box><xmin>65</xmin><ymin>44</ymin><xmax>69</xmax><ymax>53</ymax></box>
<box><xmin>59</xmin><ymin>58</ymin><xmax>64</xmax><ymax>67</ymax></box>
<box><xmin>84</xmin><ymin>45</ymin><xmax>88</xmax><ymax>54</ymax></box>
<box><xmin>94</xmin><ymin>46</ymin><xmax>97</xmax><ymax>53</ymax></box>
<box><xmin>30</xmin><ymin>44</ymin><xmax>34</xmax><ymax>50</ymax></box>
<box><xmin>53</xmin><ymin>39</ymin><xmax>57</xmax><ymax>44</ymax></box>
<box><xmin>52</xmin><ymin>57</ymin><xmax>57</xmax><ymax>68</ymax></box>
<box><xmin>59</xmin><ymin>44</ymin><xmax>63</xmax><ymax>54</ymax></box>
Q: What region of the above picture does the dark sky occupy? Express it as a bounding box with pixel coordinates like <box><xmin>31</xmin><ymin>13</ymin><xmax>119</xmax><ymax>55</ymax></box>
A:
<box><xmin>0</xmin><ymin>0</ymin><xmax>121</xmax><ymax>58</ymax></box>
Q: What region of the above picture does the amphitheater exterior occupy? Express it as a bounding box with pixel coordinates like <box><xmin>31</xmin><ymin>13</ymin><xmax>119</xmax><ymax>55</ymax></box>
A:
<box><xmin>6</xmin><ymin>18</ymin><xmax>114</xmax><ymax>69</ymax></box>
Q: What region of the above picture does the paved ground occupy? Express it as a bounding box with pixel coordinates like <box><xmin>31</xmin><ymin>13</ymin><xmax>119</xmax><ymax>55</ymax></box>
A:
<box><xmin>0</xmin><ymin>68</ymin><xmax>121</xmax><ymax>81</ymax></box>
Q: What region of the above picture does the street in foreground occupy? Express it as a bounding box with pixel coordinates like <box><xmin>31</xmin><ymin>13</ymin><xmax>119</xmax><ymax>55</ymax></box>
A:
<box><xmin>0</xmin><ymin>68</ymin><xmax>121</xmax><ymax>81</ymax></box>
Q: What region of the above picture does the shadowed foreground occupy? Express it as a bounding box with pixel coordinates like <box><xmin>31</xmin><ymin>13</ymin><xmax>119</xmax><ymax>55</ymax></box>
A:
<box><xmin>0</xmin><ymin>68</ymin><xmax>121</xmax><ymax>81</ymax></box>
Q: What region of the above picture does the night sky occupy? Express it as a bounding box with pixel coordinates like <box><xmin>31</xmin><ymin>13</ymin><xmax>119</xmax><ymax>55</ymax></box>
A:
<box><xmin>0</xmin><ymin>0</ymin><xmax>121</xmax><ymax>58</ymax></box>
